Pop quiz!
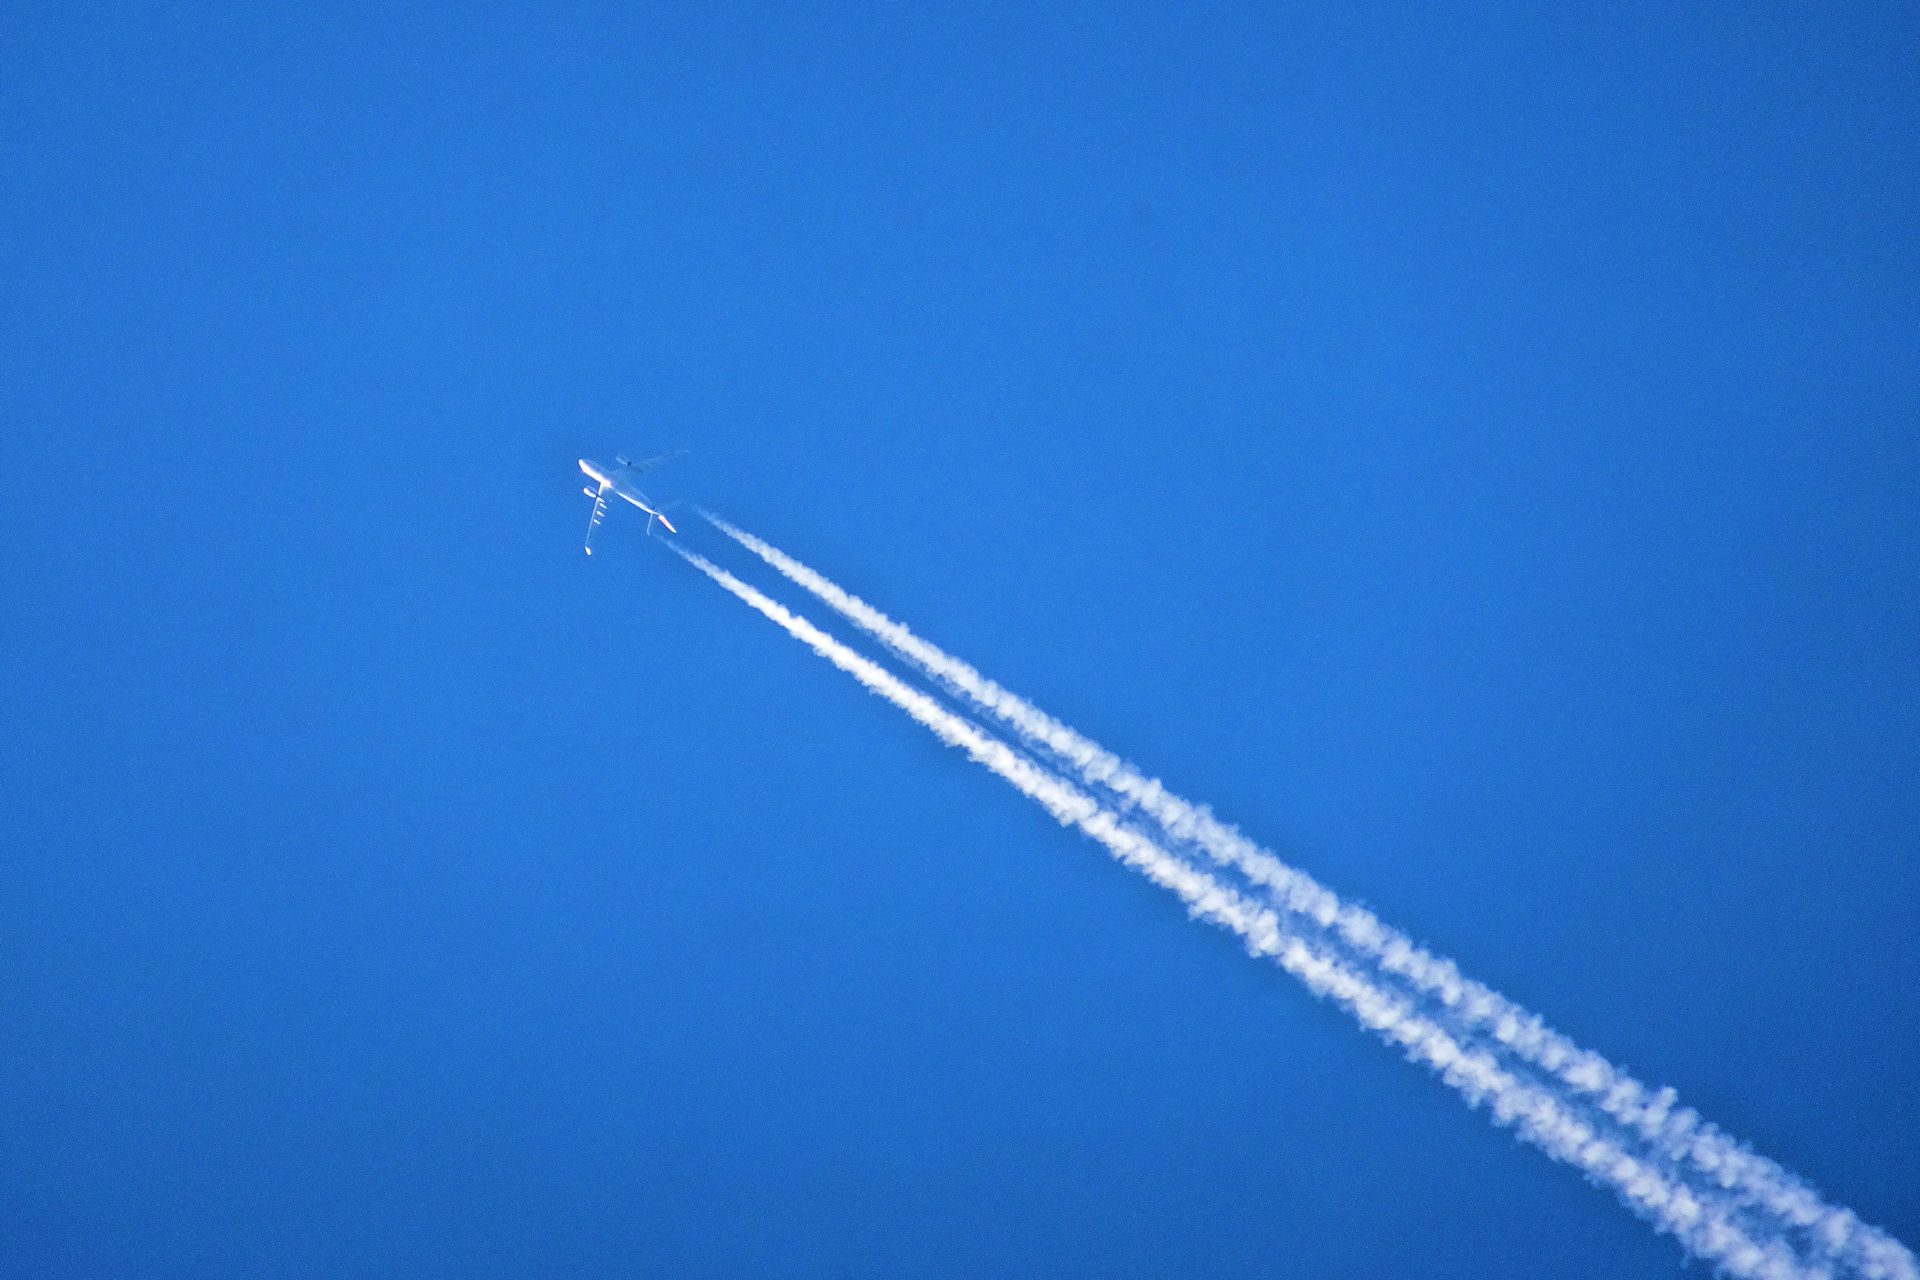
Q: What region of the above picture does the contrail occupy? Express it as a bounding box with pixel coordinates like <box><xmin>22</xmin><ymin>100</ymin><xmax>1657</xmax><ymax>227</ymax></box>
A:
<box><xmin>667</xmin><ymin>539</ymin><xmax>1854</xmax><ymax>1280</ymax></box>
<box><xmin>697</xmin><ymin>510</ymin><xmax>1915</xmax><ymax>1280</ymax></box>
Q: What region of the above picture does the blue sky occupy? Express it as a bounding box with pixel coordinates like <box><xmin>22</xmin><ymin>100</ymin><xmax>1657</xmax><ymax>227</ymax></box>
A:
<box><xmin>3</xmin><ymin>3</ymin><xmax>1916</xmax><ymax>1276</ymax></box>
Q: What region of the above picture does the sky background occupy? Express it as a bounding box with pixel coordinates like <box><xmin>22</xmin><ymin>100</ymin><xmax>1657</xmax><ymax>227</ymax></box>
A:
<box><xmin>3</xmin><ymin>3</ymin><xmax>1917</xmax><ymax>1276</ymax></box>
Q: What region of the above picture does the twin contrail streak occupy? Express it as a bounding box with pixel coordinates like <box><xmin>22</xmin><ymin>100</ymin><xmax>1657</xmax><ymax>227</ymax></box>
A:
<box><xmin>692</xmin><ymin>512</ymin><xmax>1914</xmax><ymax>1280</ymax></box>
<box><xmin>665</xmin><ymin>537</ymin><xmax>1897</xmax><ymax>1280</ymax></box>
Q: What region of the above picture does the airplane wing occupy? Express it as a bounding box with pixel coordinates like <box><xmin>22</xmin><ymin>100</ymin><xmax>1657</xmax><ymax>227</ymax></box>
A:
<box><xmin>583</xmin><ymin>485</ymin><xmax>610</xmax><ymax>554</ymax></box>
<box><xmin>615</xmin><ymin>448</ymin><xmax>688</xmax><ymax>476</ymax></box>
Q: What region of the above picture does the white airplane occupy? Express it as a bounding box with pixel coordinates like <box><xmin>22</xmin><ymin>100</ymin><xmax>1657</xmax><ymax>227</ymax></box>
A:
<box><xmin>579</xmin><ymin>450</ymin><xmax>685</xmax><ymax>553</ymax></box>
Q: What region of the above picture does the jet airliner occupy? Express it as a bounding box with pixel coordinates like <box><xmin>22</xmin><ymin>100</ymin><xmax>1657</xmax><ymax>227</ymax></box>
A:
<box><xmin>579</xmin><ymin>450</ymin><xmax>685</xmax><ymax>553</ymax></box>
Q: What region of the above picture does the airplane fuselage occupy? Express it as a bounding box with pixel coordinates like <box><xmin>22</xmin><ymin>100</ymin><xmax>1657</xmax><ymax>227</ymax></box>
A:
<box><xmin>578</xmin><ymin>458</ymin><xmax>640</xmax><ymax>508</ymax></box>
<box><xmin>579</xmin><ymin>457</ymin><xmax>677</xmax><ymax>538</ymax></box>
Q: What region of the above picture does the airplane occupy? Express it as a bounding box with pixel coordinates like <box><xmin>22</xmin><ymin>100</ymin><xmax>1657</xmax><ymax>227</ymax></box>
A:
<box><xmin>579</xmin><ymin>450</ymin><xmax>686</xmax><ymax>553</ymax></box>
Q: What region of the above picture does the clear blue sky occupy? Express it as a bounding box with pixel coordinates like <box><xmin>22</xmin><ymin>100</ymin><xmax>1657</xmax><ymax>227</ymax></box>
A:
<box><xmin>3</xmin><ymin>3</ymin><xmax>1915</xmax><ymax>1276</ymax></box>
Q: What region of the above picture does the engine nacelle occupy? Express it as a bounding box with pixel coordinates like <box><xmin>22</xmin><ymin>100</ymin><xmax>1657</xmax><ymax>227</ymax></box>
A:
<box><xmin>583</xmin><ymin>487</ymin><xmax>598</xmax><ymax>499</ymax></box>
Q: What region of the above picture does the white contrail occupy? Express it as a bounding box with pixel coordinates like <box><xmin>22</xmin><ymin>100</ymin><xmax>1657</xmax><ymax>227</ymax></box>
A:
<box><xmin>697</xmin><ymin>510</ymin><xmax>1915</xmax><ymax>1280</ymax></box>
<box><xmin>668</xmin><ymin>539</ymin><xmax>1844</xmax><ymax>1280</ymax></box>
